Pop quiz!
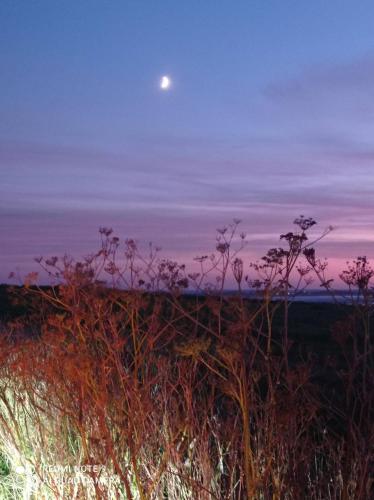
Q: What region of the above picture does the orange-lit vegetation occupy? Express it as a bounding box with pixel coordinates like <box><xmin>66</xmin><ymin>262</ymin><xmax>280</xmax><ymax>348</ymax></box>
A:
<box><xmin>0</xmin><ymin>218</ymin><xmax>372</xmax><ymax>499</ymax></box>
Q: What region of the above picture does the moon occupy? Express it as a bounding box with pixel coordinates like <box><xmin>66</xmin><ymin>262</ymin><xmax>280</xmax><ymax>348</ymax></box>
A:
<box><xmin>160</xmin><ymin>75</ymin><xmax>171</xmax><ymax>90</ymax></box>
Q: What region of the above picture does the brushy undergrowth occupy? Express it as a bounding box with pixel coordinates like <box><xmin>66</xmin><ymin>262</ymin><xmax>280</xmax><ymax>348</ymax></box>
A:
<box><xmin>0</xmin><ymin>217</ymin><xmax>372</xmax><ymax>499</ymax></box>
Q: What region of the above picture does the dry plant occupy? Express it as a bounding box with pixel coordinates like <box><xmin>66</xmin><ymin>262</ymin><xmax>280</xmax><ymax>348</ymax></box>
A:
<box><xmin>0</xmin><ymin>217</ymin><xmax>372</xmax><ymax>499</ymax></box>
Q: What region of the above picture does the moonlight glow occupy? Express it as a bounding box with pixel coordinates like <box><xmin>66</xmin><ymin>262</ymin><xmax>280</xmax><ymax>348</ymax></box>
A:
<box><xmin>160</xmin><ymin>75</ymin><xmax>171</xmax><ymax>90</ymax></box>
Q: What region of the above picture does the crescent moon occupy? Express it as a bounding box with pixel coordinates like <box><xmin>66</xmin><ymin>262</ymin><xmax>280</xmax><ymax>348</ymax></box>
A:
<box><xmin>160</xmin><ymin>75</ymin><xmax>171</xmax><ymax>90</ymax></box>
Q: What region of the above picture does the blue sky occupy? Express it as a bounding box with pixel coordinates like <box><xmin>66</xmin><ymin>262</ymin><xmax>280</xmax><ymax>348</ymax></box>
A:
<box><xmin>2</xmin><ymin>1</ymin><xmax>374</xmax><ymax>282</ymax></box>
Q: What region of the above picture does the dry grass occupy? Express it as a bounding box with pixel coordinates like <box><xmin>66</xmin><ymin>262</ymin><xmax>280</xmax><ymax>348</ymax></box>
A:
<box><xmin>0</xmin><ymin>218</ymin><xmax>372</xmax><ymax>499</ymax></box>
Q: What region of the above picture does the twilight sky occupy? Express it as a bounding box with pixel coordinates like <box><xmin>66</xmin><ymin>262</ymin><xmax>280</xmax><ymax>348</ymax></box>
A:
<box><xmin>1</xmin><ymin>1</ymin><xmax>374</xmax><ymax>284</ymax></box>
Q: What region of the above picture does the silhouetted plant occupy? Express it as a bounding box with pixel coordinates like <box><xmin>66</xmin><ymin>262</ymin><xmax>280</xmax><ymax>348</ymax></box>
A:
<box><xmin>0</xmin><ymin>217</ymin><xmax>372</xmax><ymax>499</ymax></box>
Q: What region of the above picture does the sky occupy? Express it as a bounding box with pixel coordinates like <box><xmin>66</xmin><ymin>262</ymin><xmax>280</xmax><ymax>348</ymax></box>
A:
<box><xmin>1</xmin><ymin>0</ymin><xmax>374</xmax><ymax>285</ymax></box>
